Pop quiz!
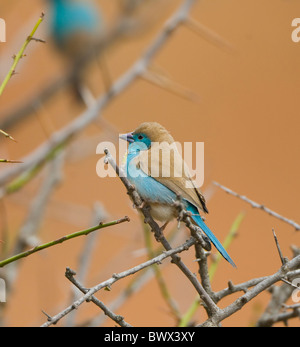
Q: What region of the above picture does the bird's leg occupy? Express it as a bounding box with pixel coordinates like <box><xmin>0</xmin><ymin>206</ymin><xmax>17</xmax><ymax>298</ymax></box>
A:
<box><xmin>133</xmin><ymin>200</ymin><xmax>146</xmax><ymax>210</ymax></box>
<box><xmin>179</xmin><ymin>209</ymin><xmax>211</xmax><ymax>252</ymax></box>
<box><xmin>193</xmin><ymin>227</ymin><xmax>211</xmax><ymax>252</ymax></box>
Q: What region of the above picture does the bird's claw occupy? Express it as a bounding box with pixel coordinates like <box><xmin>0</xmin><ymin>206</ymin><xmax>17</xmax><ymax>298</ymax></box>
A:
<box><xmin>133</xmin><ymin>201</ymin><xmax>146</xmax><ymax>210</ymax></box>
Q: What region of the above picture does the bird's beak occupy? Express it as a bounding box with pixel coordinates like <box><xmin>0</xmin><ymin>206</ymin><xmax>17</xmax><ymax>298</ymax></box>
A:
<box><xmin>119</xmin><ymin>132</ymin><xmax>134</xmax><ymax>143</ymax></box>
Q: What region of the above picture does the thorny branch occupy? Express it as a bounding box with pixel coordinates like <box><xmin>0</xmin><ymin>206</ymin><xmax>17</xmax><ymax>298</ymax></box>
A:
<box><xmin>0</xmin><ymin>0</ymin><xmax>197</xmax><ymax>190</ymax></box>
<box><xmin>65</xmin><ymin>268</ymin><xmax>133</xmax><ymax>327</ymax></box>
<box><xmin>104</xmin><ymin>148</ymin><xmax>300</xmax><ymax>327</ymax></box>
<box><xmin>41</xmin><ymin>237</ymin><xmax>197</xmax><ymax>327</ymax></box>
<box><xmin>104</xmin><ymin>148</ymin><xmax>220</xmax><ymax>317</ymax></box>
<box><xmin>214</xmin><ymin>182</ymin><xmax>300</xmax><ymax>231</ymax></box>
<box><xmin>0</xmin><ymin>13</ymin><xmax>45</xmax><ymax>97</ymax></box>
<box><xmin>1</xmin><ymin>0</ymin><xmax>298</xmax><ymax>328</ymax></box>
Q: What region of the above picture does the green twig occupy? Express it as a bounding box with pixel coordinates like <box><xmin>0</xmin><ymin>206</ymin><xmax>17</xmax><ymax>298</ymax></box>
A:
<box><xmin>0</xmin><ymin>129</ymin><xmax>16</xmax><ymax>142</ymax></box>
<box><xmin>0</xmin><ymin>13</ymin><xmax>45</xmax><ymax>97</ymax></box>
<box><xmin>0</xmin><ymin>216</ymin><xmax>130</xmax><ymax>268</ymax></box>
<box><xmin>0</xmin><ymin>159</ymin><xmax>22</xmax><ymax>164</ymax></box>
<box><xmin>0</xmin><ymin>13</ymin><xmax>45</xmax><ymax>163</ymax></box>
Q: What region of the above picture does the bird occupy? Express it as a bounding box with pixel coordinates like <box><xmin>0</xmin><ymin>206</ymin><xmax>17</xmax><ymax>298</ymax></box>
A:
<box><xmin>48</xmin><ymin>0</ymin><xmax>102</xmax><ymax>56</ymax></box>
<box><xmin>120</xmin><ymin>122</ymin><xmax>236</xmax><ymax>267</ymax></box>
<box><xmin>47</xmin><ymin>0</ymin><xmax>104</xmax><ymax>101</ymax></box>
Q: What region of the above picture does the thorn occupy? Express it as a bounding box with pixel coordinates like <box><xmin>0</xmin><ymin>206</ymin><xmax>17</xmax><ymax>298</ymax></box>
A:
<box><xmin>142</xmin><ymin>67</ymin><xmax>201</xmax><ymax>103</ymax></box>
<box><xmin>0</xmin><ymin>129</ymin><xmax>17</xmax><ymax>142</ymax></box>
<box><xmin>65</xmin><ymin>267</ymin><xmax>76</xmax><ymax>277</ymax></box>
<box><xmin>41</xmin><ymin>310</ymin><xmax>53</xmax><ymax>322</ymax></box>
<box><xmin>185</xmin><ymin>17</ymin><xmax>235</xmax><ymax>53</ymax></box>
<box><xmin>0</xmin><ymin>159</ymin><xmax>23</xmax><ymax>164</ymax></box>
<box><xmin>11</xmin><ymin>70</ymin><xmax>18</xmax><ymax>77</ymax></box>
<box><xmin>30</xmin><ymin>37</ymin><xmax>46</xmax><ymax>44</ymax></box>
<box><xmin>272</xmin><ymin>229</ymin><xmax>286</xmax><ymax>266</ymax></box>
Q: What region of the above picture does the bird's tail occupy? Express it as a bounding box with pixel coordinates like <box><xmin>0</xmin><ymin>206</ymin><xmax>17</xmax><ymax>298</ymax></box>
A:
<box><xmin>187</xmin><ymin>205</ymin><xmax>236</xmax><ymax>267</ymax></box>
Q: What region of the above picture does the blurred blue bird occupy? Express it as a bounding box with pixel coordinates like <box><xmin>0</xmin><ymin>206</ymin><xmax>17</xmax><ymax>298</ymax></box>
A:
<box><xmin>120</xmin><ymin>122</ymin><xmax>236</xmax><ymax>267</ymax></box>
<box><xmin>49</xmin><ymin>0</ymin><xmax>101</xmax><ymax>54</ymax></box>
<box><xmin>47</xmin><ymin>0</ymin><xmax>103</xmax><ymax>100</ymax></box>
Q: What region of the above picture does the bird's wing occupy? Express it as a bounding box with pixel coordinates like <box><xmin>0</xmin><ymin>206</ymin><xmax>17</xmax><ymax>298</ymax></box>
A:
<box><xmin>136</xmin><ymin>142</ymin><xmax>208</xmax><ymax>213</ymax></box>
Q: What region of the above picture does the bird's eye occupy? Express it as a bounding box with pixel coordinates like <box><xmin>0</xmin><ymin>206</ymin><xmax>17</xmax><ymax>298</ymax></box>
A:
<box><xmin>138</xmin><ymin>135</ymin><xmax>144</xmax><ymax>140</ymax></box>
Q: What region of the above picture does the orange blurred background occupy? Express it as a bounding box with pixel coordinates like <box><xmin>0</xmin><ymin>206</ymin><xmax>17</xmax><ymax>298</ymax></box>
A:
<box><xmin>0</xmin><ymin>0</ymin><xmax>299</xmax><ymax>327</ymax></box>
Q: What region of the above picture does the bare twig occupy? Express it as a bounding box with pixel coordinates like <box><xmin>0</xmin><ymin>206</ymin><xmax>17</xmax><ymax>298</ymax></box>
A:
<box><xmin>184</xmin><ymin>17</ymin><xmax>234</xmax><ymax>53</ymax></box>
<box><xmin>261</xmin><ymin>308</ymin><xmax>300</xmax><ymax>326</ymax></box>
<box><xmin>91</xmin><ymin>224</ymin><xmax>184</xmax><ymax>327</ymax></box>
<box><xmin>65</xmin><ymin>268</ymin><xmax>132</xmax><ymax>327</ymax></box>
<box><xmin>256</xmin><ymin>281</ymin><xmax>300</xmax><ymax>327</ymax></box>
<box><xmin>142</xmin><ymin>67</ymin><xmax>200</xmax><ymax>103</ymax></box>
<box><xmin>0</xmin><ymin>0</ymin><xmax>197</xmax><ymax>131</ymax></box>
<box><xmin>40</xmin><ymin>237</ymin><xmax>197</xmax><ymax>327</ymax></box>
<box><xmin>0</xmin><ymin>0</ymin><xmax>197</xmax><ymax>190</ymax></box>
<box><xmin>255</xmin><ymin>247</ymin><xmax>300</xmax><ymax>327</ymax></box>
<box><xmin>200</xmin><ymin>254</ymin><xmax>300</xmax><ymax>327</ymax></box>
<box><xmin>104</xmin><ymin>148</ymin><xmax>220</xmax><ymax>318</ymax></box>
<box><xmin>272</xmin><ymin>229</ymin><xmax>287</xmax><ymax>266</ymax></box>
<box><xmin>214</xmin><ymin>182</ymin><xmax>300</xmax><ymax>231</ymax></box>
<box><xmin>179</xmin><ymin>212</ymin><xmax>244</xmax><ymax>326</ymax></box>
<box><xmin>142</xmin><ymin>223</ymin><xmax>182</xmax><ymax>323</ymax></box>
<box><xmin>104</xmin><ymin>145</ymin><xmax>300</xmax><ymax>326</ymax></box>
<box><xmin>65</xmin><ymin>202</ymin><xmax>108</xmax><ymax>327</ymax></box>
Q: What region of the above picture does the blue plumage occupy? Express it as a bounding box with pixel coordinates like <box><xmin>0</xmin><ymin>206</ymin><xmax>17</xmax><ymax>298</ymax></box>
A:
<box><xmin>126</xmin><ymin>142</ymin><xmax>175</xmax><ymax>205</ymax></box>
<box><xmin>127</xmin><ymin>157</ymin><xmax>236</xmax><ymax>267</ymax></box>
<box><xmin>47</xmin><ymin>0</ymin><xmax>103</xmax><ymax>101</ymax></box>
<box><xmin>121</xmin><ymin>122</ymin><xmax>236</xmax><ymax>267</ymax></box>
<box><xmin>185</xmin><ymin>204</ymin><xmax>236</xmax><ymax>267</ymax></box>
<box><xmin>49</xmin><ymin>0</ymin><xmax>101</xmax><ymax>47</ymax></box>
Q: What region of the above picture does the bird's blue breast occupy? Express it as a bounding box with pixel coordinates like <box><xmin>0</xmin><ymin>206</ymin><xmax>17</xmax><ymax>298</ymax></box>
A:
<box><xmin>124</xmin><ymin>148</ymin><xmax>178</xmax><ymax>222</ymax></box>
<box><xmin>126</xmin><ymin>153</ymin><xmax>175</xmax><ymax>205</ymax></box>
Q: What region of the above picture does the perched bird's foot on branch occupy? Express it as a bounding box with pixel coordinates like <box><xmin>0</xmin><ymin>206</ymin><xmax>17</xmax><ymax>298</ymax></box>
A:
<box><xmin>133</xmin><ymin>200</ymin><xmax>146</xmax><ymax>210</ymax></box>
